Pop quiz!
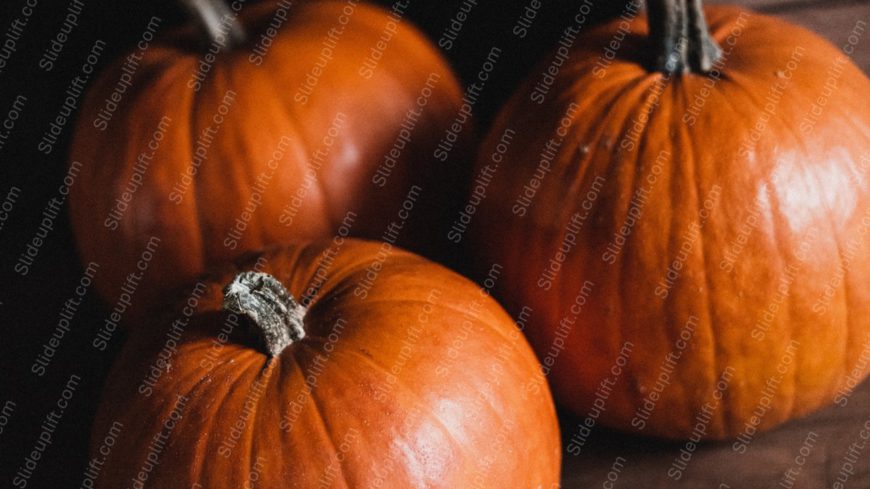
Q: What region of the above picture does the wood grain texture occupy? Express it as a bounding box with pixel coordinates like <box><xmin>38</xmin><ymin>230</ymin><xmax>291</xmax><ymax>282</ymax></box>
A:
<box><xmin>562</xmin><ymin>378</ymin><xmax>870</xmax><ymax>487</ymax></box>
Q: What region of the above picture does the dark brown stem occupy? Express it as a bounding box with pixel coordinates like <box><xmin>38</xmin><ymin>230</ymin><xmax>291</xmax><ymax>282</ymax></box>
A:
<box><xmin>180</xmin><ymin>0</ymin><xmax>246</xmax><ymax>49</ymax></box>
<box><xmin>647</xmin><ymin>0</ymin><xmax>721</xmax><ymax>74</ymax></box>
<box><xmin>222</xmin><ymin>271</ymin><xmax>306</xmax><ymax>357</ymax></box>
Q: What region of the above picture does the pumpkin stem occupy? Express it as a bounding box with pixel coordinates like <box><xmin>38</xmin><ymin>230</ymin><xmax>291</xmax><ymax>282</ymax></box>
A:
<box><xmin>222</xmin><ymin>271</ymin><xmax>306</xmax><ymax>357</ymax></box>
<box><xmin>647</xmin><ymin>0</ymin><xmax>721</xmax><ymax>74</ymax></box>
<box><xmin>180</xmin><ymin>0</ymin><xmax>246</xmax><ymax>49</ymax></box>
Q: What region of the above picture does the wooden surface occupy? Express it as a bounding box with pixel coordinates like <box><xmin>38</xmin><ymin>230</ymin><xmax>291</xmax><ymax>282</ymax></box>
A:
<box><xmin>561</xmin><ymin>380</ymin><xmax>870</xmax><ymax>487</ymax></box>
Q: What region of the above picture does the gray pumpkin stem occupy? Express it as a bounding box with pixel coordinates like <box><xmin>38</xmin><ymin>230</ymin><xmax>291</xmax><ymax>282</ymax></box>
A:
<box><xmin>647</xmin><ymin>0</ymin><xmax>722</xmax><ymax>74</ymax></box>
<box><xmin>222</xmin><ymin>271</ymin><xmax>306</xmax><ymax>357</ymax></box>
<box><xmin>180</xmin><ymin>0</ymin><xmax>246</xmax><ymax>48</ymax></box>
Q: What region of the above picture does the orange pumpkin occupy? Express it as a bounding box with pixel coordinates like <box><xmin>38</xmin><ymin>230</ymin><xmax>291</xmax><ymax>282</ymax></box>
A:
<box><xmin>69</xmin><ymin>0</ymin><xmax>471</xmax><ymax>326</ymax></box>
<box><xmin>472</xmin><ymin>0</ymin><xmax>870</xmax><ymax>439</ymax></box>
<box><xmin>88</xmin><ymin>240</ymin><xmax>560</xmax><ymax>487</ymax></box>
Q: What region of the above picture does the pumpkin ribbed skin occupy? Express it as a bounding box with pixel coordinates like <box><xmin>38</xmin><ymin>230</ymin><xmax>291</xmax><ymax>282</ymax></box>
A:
<box><xmin>471</xmin><ymin>6</ymin><xmax>870</xmax><ymax>439</ymax></box>
<box><xmin>69</xmin><ymin>0</ymin><xmax>470</xmax><ymax>324</ymax></box>
<box><xmin>90</xmin><ymin>240</ymin><xmax>560</xmax><ymax>487</ymax></box>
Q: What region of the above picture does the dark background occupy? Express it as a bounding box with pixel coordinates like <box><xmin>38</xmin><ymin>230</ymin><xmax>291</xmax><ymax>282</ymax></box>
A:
<box><xmin>1</xmin><ymin>0</ymin><xmax>869</xmax><ymax>487</ymax></box>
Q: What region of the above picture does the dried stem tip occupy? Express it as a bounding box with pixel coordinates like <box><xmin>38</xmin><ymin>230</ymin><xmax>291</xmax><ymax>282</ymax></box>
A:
<box><xmin>222</xmin><ymin>271</ymin><xmax>306</xmax><ymax>357</ymax></box>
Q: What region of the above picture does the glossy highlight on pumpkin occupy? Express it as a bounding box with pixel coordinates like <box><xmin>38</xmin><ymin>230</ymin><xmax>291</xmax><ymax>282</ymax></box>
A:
<box><xmin>69</xmin><ymin>0</ymin><xmax>472</xmax><ymax>326</ymax></box>
<box><xmin>90</xmin><ymin>240</ymin><xmax>561</xmax><ymax>487</ymax></box>
<box><xmin>472</xmin><ymin>6</ymin><xmax>870</xmax><ymax>439</ymax></box>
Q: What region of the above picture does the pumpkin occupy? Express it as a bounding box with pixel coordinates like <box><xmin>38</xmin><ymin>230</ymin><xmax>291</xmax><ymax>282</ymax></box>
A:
<box><xmin>69</xmin><ymin>0</ymin><xmax>472</xmax><ymax>326</ymax></box>
<box><xmin>88</xmin><ymin>240</ymin><xmax>561</xmax><ymax>487</ymax></box>
<box><xmin>471</xmin><ymin>0</ymin><xmax>870</xmax><ymax>439</ymax></box>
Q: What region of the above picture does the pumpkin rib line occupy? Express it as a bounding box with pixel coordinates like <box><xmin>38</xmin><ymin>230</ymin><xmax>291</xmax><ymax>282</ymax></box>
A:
<box><xmin>604</xmin><ymin>75</ymin><xmax>664</xmax><ymax>400</ymax></box>
<box><xmin>766</xmin><ymin>100</ymin><xmax>827</xmax><ymax>422</ymax></box>
<box><xmin>559</xmin><ymin>70</ymin><xmax>649</xmax><ymax>211</ymax></box>
<box><xmin>263</xmin><ymin>68</ymin><xmax>338</xmax><ymax>232</ymax></box>
<box><xmin>301</xmin><ymin>347</ymin><xmax>409</xmax><ymax>488</ymax></box>
<box><xmin>281</xmin><ymin>350</ymin><xmax>353</xmax><ymax>488</ymax></box>
<box><xmin>537</xmin><ymin>72</ymin><xmax>654</xmax><ymax>367</ymax></box>
<box><xmin>643</xmin><ymin>78</ymin><xmax>689</xmax><ymax>434</ymax></box>
<box><xmin>327</xmin><ymin>292</ymin><xmax>518</xmax><ymax>347</ymax></box>
<box><xmin>298</xmin><ymin>308</ymin><xmax>522</xmax><ymax>415</ymax></box>
<box><xmin>208</xmin><ymin>350</ymin><xmax>268</xmax><ymax>485</ymax></box>
<box><xmin>156</xmin><ymin>362</ymin><xmax>221</xmax><ymax>486</ymax></box>
<box><xmin>307</xmin><ymin>376</ymin><xmax>353</xmax><ymax>489</ymax></box>
<box><xmin>617</xmin><ymin>90</ymin><xmax>649</xmax><ymax>404</ymax></box>
<box><xmin>559</xmin><ymin>72</ymin><xmax>652</xmax><ymax>232</ymax></box>
<box><xmin>275</xmin><ymin>344</ymin><xmax>315</xmax><ymax>458</ymax></box>
<box><xmin>326</xmin><ymin>344</ymin><xmax>487</xmax><ymax>468</ymax></box>
<box><xmin>612</xmin><ymin>73</ymin><xmax>665</xmax><ymax>403</ymax></box>
<box><xmin>296</xmin><ymin>110</ymin><xmax>340</xmax><ymax>233</ymax></box>
<box><xmin>777</xmin><ymin>109</ymin><xmax>853</xmax><ymax>403</ymax></box>
<box><xmin>505</xmin><ymin>74</ymin><xmax>634</xmax><ymax>364</ymax></box>
<box><xmin>833</xmin><ymin>228</ymin><xmax>853</xmax><ymax>397</ymax></box>
<box><xmin>658</xmin><ymin>79</ymin><xmax>688</xmax><ymax>430</ymax></box>
<box><xmin>714</xmin><ymin>72</ymin><xmax>773</xmax><ymax>433</ymax></box>
<box><xmin>187</xmin><ymin>366</ymin><xmax>213</xmax><ymax>481</ymax></box>
<box><xmin>235</xmin><ymin>64</ymin><xmax>284</xmax><ymax>248</ymax></box>
<box><xmin>763</xmin><ymin>168</ymin><xmax>798</xmax><ymax>424</ymax></box>
<box><xmin>724</xmin><ymin>71</ymin><xmax>799</xmax><ymax>425</ymax></box>
<box><xmin>678</xmin><ymin>85</ymin><xmax>724</xmax><ymax>436</ymax></box>
<box><xmin>722</xmin><ymin>71</ymin><xmax>771</xmax><ymax>118</ymax></box>
<box><xmin>186</xmin><ymin>63</ymin><xmax>211</xmax><ymax>270</ymax></box>
<box><xmin>323</xmin><ymin>257</ymin><xmax>434</xmax><ymax>301</ymax></box>
<box><xmin>243</xmin><ymin>360</ymin><xmax>277</xmax><ymax>489</ymax></box>
<box><xmin>291</xmin><ymin>241</ymin><xmax>370</xmax><ymax>308</ymax></box>
<box><xmin>297</xmin><ymin>342</ymin><xmax>482</xmax><ymax>485</ymax></box>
